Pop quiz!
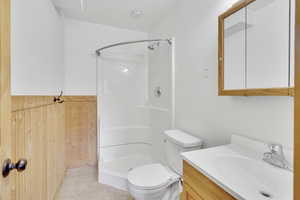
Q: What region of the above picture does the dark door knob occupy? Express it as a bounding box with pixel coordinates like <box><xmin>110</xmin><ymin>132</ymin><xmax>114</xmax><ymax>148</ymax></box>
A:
<box><xmin>2</xmin><ymin>159</ymin><xmax>14</xmax><ymax>178</ymax></box>
<box><xmin>2</xmin><ymin>159</ymin><xmax>28</xmax><ymax>178</ymax></box>
<box><xmin>15</xmin><ymin>159</ymin><xmax>27</xmax><ymax>172</ymax></box>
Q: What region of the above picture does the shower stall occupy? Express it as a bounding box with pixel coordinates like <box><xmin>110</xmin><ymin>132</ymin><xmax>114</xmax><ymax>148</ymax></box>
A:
<box><xmin>96</xmin><ymin>38</ymin><xmax>175</xmax><ymax>190</ymax></box>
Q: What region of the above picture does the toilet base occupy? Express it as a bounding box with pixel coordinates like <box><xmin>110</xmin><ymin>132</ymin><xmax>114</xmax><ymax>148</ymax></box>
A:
<box><xmin>128</xmin><ymin>180</ymin><xmax>181</xmax><ymax>200</ymax></box>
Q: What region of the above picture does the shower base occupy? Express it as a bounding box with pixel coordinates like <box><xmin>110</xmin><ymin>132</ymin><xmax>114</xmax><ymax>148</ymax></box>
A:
<box><xmin>99</xmin><ymin>154</ymin><xmax>154</xmax><ymax>191</ymax></box>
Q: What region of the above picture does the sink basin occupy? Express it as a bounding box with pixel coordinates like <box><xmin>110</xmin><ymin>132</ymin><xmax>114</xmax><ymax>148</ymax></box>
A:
<box><xmin>181</xmin><ymin>135</ymin><xmax>293</xmax><ymax>200</ymax></box>
<box><xmin>214</xmin><ymin>156</ymin><xmax>293</xmax><ymax>200</ymax></box>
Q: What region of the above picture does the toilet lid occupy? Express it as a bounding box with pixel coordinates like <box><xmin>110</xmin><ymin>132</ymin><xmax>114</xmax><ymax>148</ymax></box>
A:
<box><xmin>127</xmin><ymin>164</ymin><xmax>172</xmax><ymax>190</ymax></box>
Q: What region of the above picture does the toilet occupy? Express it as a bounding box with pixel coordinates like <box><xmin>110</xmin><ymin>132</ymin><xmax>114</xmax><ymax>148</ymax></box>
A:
<box><xmin>127</xmin><ymin>129</ymin><xmax>203</xmax><ymax>200</ymax></box>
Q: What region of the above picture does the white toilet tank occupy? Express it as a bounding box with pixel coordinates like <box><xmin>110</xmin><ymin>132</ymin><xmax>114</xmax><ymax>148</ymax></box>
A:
<box><xmin>164</xmin><ymin>130</ymin><xmax>203</xmax><ymax>175</ymax></box>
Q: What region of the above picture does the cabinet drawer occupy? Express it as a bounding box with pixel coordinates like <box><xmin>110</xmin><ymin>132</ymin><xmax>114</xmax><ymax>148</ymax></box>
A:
<box><xmin>183</xmin><ymin>161</ymin><xmax>236</xmax><ymax>200</ymax></box>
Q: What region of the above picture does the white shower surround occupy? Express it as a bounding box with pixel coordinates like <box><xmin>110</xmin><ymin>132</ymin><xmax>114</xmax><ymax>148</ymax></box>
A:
<box><xmin>97</xmin><ymin>40</ymin><xmax>174</xmax><ymax>190</ymax></box>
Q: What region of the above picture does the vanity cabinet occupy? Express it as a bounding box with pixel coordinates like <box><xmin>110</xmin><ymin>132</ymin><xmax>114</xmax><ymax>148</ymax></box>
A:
<box><xmin>181</xmin><ymin>161</ymin><xmax>236</xmax><ymax>200</ymax></box>
<box><xmin>218</xmin><ymin>0</ymin><xmax>294</xmax><ymax>96</ymax></box>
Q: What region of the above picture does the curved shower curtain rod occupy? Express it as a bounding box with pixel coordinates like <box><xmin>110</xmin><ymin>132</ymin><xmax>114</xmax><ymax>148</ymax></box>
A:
<box><xmin>95</xmin><ymin>38</ymin><xmax>172</xmax><ymax>56</ymax></box>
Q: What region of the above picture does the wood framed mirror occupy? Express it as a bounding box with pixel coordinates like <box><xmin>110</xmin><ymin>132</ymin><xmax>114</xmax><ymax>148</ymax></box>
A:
<box><xmin>218</xmin><ymin>0</ymin><xmax>295</xmax><ymax>96</ymax></box>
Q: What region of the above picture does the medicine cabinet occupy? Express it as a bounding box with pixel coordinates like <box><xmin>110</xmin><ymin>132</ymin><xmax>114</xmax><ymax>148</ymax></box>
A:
<box><xmin>218</xmin><ymin>0</ymin><xmax>294</xmax><ymax>96</ymax></box>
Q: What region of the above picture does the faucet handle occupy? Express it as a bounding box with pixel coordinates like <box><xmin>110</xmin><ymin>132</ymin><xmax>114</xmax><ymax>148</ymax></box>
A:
<box><xmin>268</xmin><ymin>144</ymin><xmax>283</xmax><ymax>154</ymax></box>
<box><xmin>264</xmin><ymin>143</ymin><xmax>292</xmax><ymax>171</ymax></box>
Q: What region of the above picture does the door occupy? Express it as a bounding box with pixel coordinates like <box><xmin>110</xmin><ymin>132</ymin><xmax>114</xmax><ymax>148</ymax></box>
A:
<box><xmin>0</xmin><ymin>0</ymin><xmax>13</xmax><ymax>200</ymax></box>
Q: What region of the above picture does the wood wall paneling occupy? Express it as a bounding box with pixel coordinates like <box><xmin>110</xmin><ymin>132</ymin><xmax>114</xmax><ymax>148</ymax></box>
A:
<box><xmin>46</xmin><ymin>103</ymin><xmax>65</xmax><ymax>200</ymax></box>
<box><xmin>63</xmin><ymin>96</ymin><xmax>97</xmax><ymax>103</ymax></box>
<box><xmin>64</xmin><ymin>96</ymin><xmax>97</xmax><ymax>169</ymax></box>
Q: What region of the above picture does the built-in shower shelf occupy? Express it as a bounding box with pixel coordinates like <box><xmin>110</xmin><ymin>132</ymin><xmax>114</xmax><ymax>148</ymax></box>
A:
<box><xmin>136</xmin><ymin>105</ymin><xmax>169</xmax><ymax>112</ymax></box>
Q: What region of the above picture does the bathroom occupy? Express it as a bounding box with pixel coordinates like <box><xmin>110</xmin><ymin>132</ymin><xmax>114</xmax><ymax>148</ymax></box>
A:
<box><xmin>0</xmin><ymin>0</ymin><xmax>298</xmax><ymax>200</ymax></box>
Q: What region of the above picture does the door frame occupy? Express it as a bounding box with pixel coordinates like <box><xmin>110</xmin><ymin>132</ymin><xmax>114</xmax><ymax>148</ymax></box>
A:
<box><xmin>0</xmin><ymin>0</ymin><xmax>12</xmax><ymax>199</ymax></box>
<box><xmin>295</xmin><ymin>0</ymin><xmax>300</xmax><ymax>199</ymax></box>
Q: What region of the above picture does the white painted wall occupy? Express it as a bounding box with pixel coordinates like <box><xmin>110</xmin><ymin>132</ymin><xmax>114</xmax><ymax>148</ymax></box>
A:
<box><xmin>11</xmin><ymin>0</ymin><xmax>64</xmax><ymax>95</ymax></box>
<box><xmin>150</xmin><ymin>0</ymin><xmax>294</xmax><ymax>148</ymax></box>
<box><xmin>63</xmin><ymin>18</ymin><xmax>148</xmax><ymax>95</ymax></box>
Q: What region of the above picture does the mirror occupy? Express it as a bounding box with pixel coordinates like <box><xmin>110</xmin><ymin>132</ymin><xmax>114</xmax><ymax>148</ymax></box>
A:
<box><xmin>247</xmin><ymin>0</ymin><xmax>290</xmax><ymax>89</ymax></box>
<box><xmin>224</xmin><ymin>7</ymin><xmax>246</xmax><ymax>90</ymax></box>
<box><xmin>219</xmin><ymin>0</ymin><xmax>294</xmax><ymax>96</ymax></box>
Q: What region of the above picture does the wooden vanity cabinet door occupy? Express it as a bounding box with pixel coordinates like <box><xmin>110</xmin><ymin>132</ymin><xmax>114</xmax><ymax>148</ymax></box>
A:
<box><xmin>182</xmin><ymin>183</ymin><xmax>204</xmax><ymax>200</ymax></box>
<box><xmin>182</xmin><ymin>161</ymin><xmax>236</xmax><ymax>200</ymax></box>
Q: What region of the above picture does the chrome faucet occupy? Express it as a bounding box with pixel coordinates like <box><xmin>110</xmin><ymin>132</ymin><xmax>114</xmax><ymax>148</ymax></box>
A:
<box><xmin>263</xmin><ymin>144</ymin><xmax>291</xmax><ymax>171</ymax></box>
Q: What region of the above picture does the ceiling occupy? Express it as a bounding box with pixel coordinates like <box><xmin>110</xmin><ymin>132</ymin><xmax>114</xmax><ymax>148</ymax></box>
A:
<box><xmin>52</xmin><ymin>0</ymin><xmax>177</xmax><ymax>32</ymax></box>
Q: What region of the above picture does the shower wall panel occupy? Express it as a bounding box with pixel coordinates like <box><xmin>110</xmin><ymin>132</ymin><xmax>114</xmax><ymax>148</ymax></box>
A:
<box><xmin>98</xmin><ymin>49</ymin><xmax>150</xmax><ymax>163</ymax></box>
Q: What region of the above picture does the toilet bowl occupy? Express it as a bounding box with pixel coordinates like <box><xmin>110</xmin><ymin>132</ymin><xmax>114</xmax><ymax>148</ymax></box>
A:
<box><xmin>127</xmin><ymin>164</ymin><xmax>179</xmax><ymax>200</ymax></box>
<box><xmin>127</xmin><ymin>130</ymin><xmax>203</xmax><ymax>200</ymax></box>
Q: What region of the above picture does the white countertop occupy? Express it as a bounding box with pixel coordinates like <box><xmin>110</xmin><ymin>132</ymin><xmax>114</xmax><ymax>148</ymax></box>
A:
<box><xmin>181</xmin><ymin>135</ymin><xmax>293</xmax><ymax>200</ymax></box>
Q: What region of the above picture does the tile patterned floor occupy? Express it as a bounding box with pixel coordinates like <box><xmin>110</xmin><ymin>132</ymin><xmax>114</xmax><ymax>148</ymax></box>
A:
<box><xmin>56</xmin><ymin>166</ymin><xmax>132</xmax><ymax>200</ymax></box>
